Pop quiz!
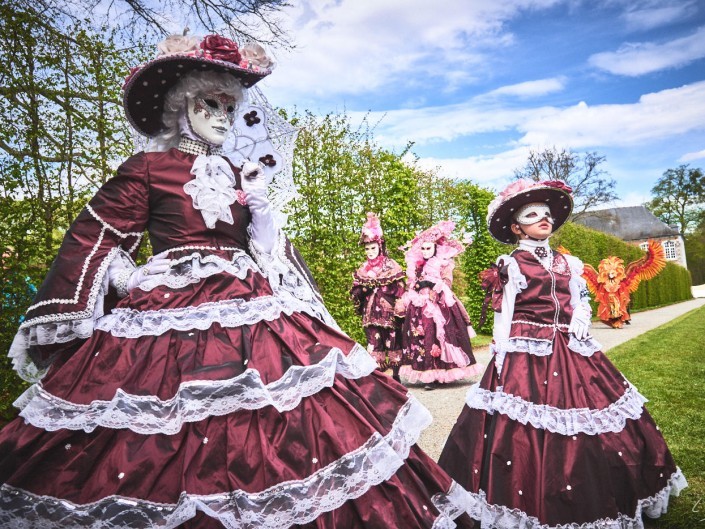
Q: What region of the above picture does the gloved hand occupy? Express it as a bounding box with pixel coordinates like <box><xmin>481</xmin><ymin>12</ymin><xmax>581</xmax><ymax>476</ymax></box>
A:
<box><xmin>241</xmin><ymin>161</ymin><xmax>276</xmax><ymax>254</ymax></box>
<box><xmin>568</xmin><ymin>303</ymin><xmax>591</xmax><ymax>340</ymax></box>
<box><xmin>109</xmin><ymin>251</ymin><xmax>171</xmax><ymax>297</ymax></box>
<box><xmin>415</xmin><ymin>280</ymin><xmax>436</xmax><ymax>291</ymax></box>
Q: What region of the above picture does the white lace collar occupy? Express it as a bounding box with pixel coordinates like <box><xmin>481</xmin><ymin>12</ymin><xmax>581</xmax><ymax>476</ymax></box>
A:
<box><xmin>518</xmin><ymin>238</ymin><xmax>553</xmax><ymax>269</ymax></box>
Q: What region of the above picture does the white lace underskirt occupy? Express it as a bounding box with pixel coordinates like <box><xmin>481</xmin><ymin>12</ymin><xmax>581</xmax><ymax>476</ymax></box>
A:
<box><xmin>464</xmin><ymin>382</ymin><xmax>647</xmax><ymax>436</ymax></box>
<box><xmin>0</xmin><ymin>397</ymin><xmax>463</xmax><ymax>529</ymax></box>
<box><xmin>15</xmin><ymin>344</ymin><xmax>375</xmax><ymax>434</ymax></box>
<box><xmin>449</xmin><ymin>469</ymin><xmax>687</xmax><ymax>529</ymax></box>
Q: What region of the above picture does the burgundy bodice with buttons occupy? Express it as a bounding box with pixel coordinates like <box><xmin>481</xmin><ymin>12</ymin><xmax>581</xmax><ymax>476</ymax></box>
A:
<box><xmin>509</xmin><ymin>249</ymin><xmax>574</xmax><ymax>342</ymax></box>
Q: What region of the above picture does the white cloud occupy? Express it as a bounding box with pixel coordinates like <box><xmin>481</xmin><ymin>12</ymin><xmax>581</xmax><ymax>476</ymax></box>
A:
<box><xmin>415</xmin><ymin>147</ymin><xmax>532</xmax><ymax>186</ymax></box>
<box><xmin>679</xmin><ymin>148</ymin><xmax>705</xmax><ymax>162</ymax></box>
<box><xmin>588</xmin><ymin>26</ymin><xmax>705</xmax><ymax>76</ymax></box>
<box><xmin>360</xmin><ymin>81</ymin><xmax>705</xmax><ymax>151</ymax></box>
<box><xmin>265</xmin><ymin>0</ymin><xmax>566</xmax><ymax>105</ymax></box>
<box><xmin>481</xmin><ymin>77</ymin><xmax>567</xmax><ymax>99</ymax></box>
<box><xmin>362</xmin><ymin>81</ymin><xmax>705</xmax><ymax>194</ymax></box>
<box><xmin>516</xmin><ymin>82</ymin><xmax>705</xmax><ymax>148</ymax></box>
<box><xmin>621</xmin><ymin>2</ymin><xmax>695</xmax><ymax>32</ymax></box>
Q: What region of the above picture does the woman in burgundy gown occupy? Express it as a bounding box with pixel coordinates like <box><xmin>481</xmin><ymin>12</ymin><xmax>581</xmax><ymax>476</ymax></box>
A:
<box><xmin>438</xmin><ymin>179</ymin><xmax>686</xmax><ymax>528</ymax></box>
<box><xmin>400</xmin><ymin>221</ymin><xmax>482</xmax><ymax>389</ymax></box>
<box><xmin>350</xmin><ymin>213</ymin><xmax>406</xmax><ymax>382</ymax></box>
<box><xmin>0</xmin><ymin>34</ymin><xmax>474</xmax><ymax>528</ymax></box>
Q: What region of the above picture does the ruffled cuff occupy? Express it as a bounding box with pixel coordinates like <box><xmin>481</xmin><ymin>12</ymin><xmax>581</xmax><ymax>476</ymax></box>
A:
<box><xmin>10</xmin><ymin>249</ymin><xmax>119</xmax><ymax>382</ymax></box>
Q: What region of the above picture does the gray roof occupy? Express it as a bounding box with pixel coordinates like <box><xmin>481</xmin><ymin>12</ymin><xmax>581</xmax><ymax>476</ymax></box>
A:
<box><xmin>573</xmin><ymin>206</ymin><xmax>680</xmax><ymax>241</ymax></box>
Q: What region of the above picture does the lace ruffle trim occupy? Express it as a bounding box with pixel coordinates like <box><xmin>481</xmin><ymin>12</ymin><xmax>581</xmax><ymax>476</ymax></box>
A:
<box><xmin>16</xmin><ymin>344</ymin><xmax>375</xmax><ymax>434</ymax></box>
<box><xmin>464</xmin><ymin>382</ymin><xmax>647</xmax><ymax>436</ymax></box>
<box><xmin>8</xmin><ymin>318</ymin><xmax>95</xmax><ymax>383</ymax></box>
<box><xmin>0</xmin><ymin>397</ymin><xmax>442</xmax><ymax>529</ymax></box>
<box><xmin>493</xmin><ymin>335</ymin><xmax>603</xmax><ymax>377</ymax></box>
<box><xmin>449</xmin><ymin>469</ymin><xmax>687</xmax><ymax>529</ymax></box>
<box><xmin>95</xmin><ymin>293</ymin><xmax>319</xmax><ymax>338</ymax></box>
<box><xmin>137</xmin><ymin>252</ymin><xmax>256</xmax><ymax>291</ymax></box>
<box><xmin>493</xmin><ymin>336</ymin><xmax>601</xmax><ymax>358</ymax></box>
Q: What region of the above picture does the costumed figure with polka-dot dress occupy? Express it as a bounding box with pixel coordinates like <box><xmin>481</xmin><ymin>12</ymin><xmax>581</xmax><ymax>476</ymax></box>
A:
<box><xmin>350</xmin><ymin>213</ymin><xmax>406</xmax><ymax>382</ymax></box>
<box><xmin>438</xmin><ymin>179</ymin><xmax>687</xmax><ymax>528</ymax></box>
<box><xmin>400</xmin><ymin>221</ymin><xmax>483</xmax><ymax>389</ymax></box>
<box><xmin>0</xmin><ymin>33</ymin><xmax>476</xmax><ymax>529</ymax></box>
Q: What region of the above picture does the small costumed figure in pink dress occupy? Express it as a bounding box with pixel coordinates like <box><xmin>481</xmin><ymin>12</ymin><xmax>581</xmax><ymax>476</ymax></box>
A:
<box><xmin>350</xmin><ymin>213</ymin><xmax>406</xmax><ymax>382</ymax></box>
<box><xmin>439</xmin><ymin>179</ymin><xmax>687</xmax><ymax>528</ymax></box>
<box><xmin>0</xmin><ymin>33</ymin><xmax>476</xmax><ymax>529</ymax></box>
<box><xmin>400</xmin><ymin>221</ymin><xmax>483</xmax><ymax>389</ymax></box>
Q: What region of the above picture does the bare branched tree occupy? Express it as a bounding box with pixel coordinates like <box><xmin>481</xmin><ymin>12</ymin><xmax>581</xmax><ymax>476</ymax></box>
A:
<box><xmin>513</xmin><ymin>147</ymin><xmax>618</xmax><ymax>218</ymax></box>
<box><xmin>15</xmin><ymin>0</ymin><xmax>292</xmax><ymax>48</ymax></box>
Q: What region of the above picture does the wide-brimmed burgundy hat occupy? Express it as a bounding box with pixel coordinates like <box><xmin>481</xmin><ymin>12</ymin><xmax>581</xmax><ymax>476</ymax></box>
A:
<box><xmin>123</xmin><ymin>34</ymin><xmax>273</xmax><ymax>137</ymax></box>
<box><xmin>487</xmin><ymin>179</ymin><xmax>573</xmax><ymax>244</ymax></box>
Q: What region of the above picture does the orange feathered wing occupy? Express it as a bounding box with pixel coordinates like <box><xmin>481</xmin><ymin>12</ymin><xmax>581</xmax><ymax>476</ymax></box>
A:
<box><xmin>623</xmin><ymin>240</ymin><xmax>667</xmax><ymax>293</ymax></box>
<box><xmin>582</xmin><ymin>263</ymin><xmax>599</xmax><ymax>296</ymax></box>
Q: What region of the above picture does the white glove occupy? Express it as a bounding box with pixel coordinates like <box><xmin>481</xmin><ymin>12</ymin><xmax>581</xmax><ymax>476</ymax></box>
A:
<box><xmin>109</xmin><ymin>251</ymin><xmax>171</xmax><ymax>297</ymax></box>
<box><xmin>568</xmin><ymin>303</ymin><xmax>591</xmax><ymax>341</ymax></box>
<box><xmin>241</xmin><ymin>161</ymin><xmax>277</xmax><ymax>254</ymax></box>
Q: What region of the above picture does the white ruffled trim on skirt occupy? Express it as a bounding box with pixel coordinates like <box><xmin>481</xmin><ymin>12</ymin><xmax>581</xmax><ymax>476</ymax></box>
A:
<box><xmin>95</xmin><ymin>293</ymin><xmax>321</xmax><ymax>338</ymax></box>
<box><xmin>0</xmin><ymin>396</ymin><xmax>459</xmax><ymax>529</ymax></box>
<box><xmin>493</xmin><ymin>335</ymin><xmax>603</xmax><ymax>375</ymax></box>
<box><xmin>15</xmin><ymin>344</ymin><xmax>376</xmax><ymax>434</ymax></box>
<box><xmin>464</xmin><ymin>382</ymin><xmax>647</xmax><ymax>436</ymax></box>
<box><xmin>448</xmin><ymin>469</ymin><xmax>687</xmax><ymax>529</ymax></box>
<box><xmin>137</xmin><ymin>252</ymin><xmax>256</xmax><ymax>291</ymax></box>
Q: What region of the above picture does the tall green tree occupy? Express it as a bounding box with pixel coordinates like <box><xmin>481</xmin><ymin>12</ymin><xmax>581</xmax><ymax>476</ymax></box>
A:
<box><xmin>286</xmin><ymin>111</ymin><xmax>482</xmax><ymax>341</ymax></box>
<box><xmin>0</xmin><ymin>4</ymin><xmax>144</xmax><ymax>419</ymax></box>
<box><xmin>646</xmin><ymin>164</ymin><xmax>704</xmax><ymax>235</ymax></box>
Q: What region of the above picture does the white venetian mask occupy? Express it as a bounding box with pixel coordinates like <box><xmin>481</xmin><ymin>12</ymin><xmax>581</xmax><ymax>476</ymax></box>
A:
<box><xmin>515</xmin><ymin>203</ymin><xmax>554</xmax><ymax>226</ymax></box>
<box><xmin>420</xmin><ymin>242</ymin><xmax>436</xmax><ymax>260</ymax></box>
<box><xmin>186</xmin><ymin>92</ymin><xmax>238</xmax><ymax>146</ymax></box>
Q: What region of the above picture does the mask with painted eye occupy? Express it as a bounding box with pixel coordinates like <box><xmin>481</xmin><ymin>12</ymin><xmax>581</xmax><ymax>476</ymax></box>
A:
<box><xmin>186</xmin><ymin>92</ymin><xmax>238</xmax><ymax>146</ymax></box>
<box><xmin>514</xmin><ymin>203</ymin><xmax>554</xmax><ymax>226</ymax></box>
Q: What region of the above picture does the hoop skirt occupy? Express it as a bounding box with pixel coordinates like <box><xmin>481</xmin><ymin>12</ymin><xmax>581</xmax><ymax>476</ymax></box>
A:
<box><xmin>0</xmin><ymin>149</ymin><xmax>472</xmax><ymax>528</ymax></box>
<box><xmin>401</xmin><ymin>267</ymin><xmax>482</xmax><ymax>385</ymax></box>
<box><xmin>438</xmin><ymin>250</ymin><xmax>686</xmax><ymax>528</ymax></box>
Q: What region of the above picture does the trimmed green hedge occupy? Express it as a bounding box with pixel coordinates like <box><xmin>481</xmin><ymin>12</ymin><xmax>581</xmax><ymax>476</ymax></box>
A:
<box><xmin>552</xmin><ymin>222</ymin><xmax>693</xmax><ymax>311</ymax></box>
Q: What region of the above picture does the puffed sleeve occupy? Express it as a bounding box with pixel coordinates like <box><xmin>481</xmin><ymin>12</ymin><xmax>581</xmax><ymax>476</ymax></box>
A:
<box><xmin>564</xmin><ymin>254</ymin><xmax>592</xmax><ymax>309</ymax></box>
<box><xmin>8</xmin><ymin>153</ymin><xmax>150</xmax><ymax>382</ymax></box>
<box><xmin>350</xmin><ymin>270</ymin><xmax>370</xmax><ymax>316</ymax></box>
<box><xmin>489</xmin><ymin>256</ymin><xmax>526</xmax><ymax>343</ymax></box>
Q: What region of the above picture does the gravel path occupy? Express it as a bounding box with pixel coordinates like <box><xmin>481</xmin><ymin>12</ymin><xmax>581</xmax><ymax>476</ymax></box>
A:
<box><xmin>407</xmin><ymin>297</ymin><xmax>705</xmax><ymax>461</ymax></box>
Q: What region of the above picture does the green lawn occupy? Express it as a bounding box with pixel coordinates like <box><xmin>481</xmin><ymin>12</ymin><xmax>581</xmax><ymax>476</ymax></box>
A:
<box><xmin>608</xmin><ymin>306</ymin><xmax>705</xmax><ymax>529</ymax></box>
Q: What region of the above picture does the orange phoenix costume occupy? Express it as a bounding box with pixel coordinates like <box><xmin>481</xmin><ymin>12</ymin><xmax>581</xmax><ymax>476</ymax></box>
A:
<box><xmin>582</xmin><ymin>240</ymin><xmax>666</xmax><ymax>328</ymax></box>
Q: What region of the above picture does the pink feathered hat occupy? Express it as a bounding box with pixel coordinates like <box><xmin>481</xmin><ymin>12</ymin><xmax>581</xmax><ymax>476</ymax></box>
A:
<box><xmin>487</xmin><ymin>179</ymin><xmax>573</xmax><ymax>244</ymax></box>
<box><xmin>404</xmin><ymin>220</ymin><xmax>465</xmax><ymax>264</ymax></box>
<box><xmin>359</xmin><ymin>212</ymin><xmax>385</xmax><ymax>245</ymax></box>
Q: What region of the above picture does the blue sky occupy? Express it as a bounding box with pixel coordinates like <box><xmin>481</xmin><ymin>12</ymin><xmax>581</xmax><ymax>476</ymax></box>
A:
<box><xmin>254</xmin><ymin>0</ymin><xmax>705</xmax><ymax>207</ymax></box>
